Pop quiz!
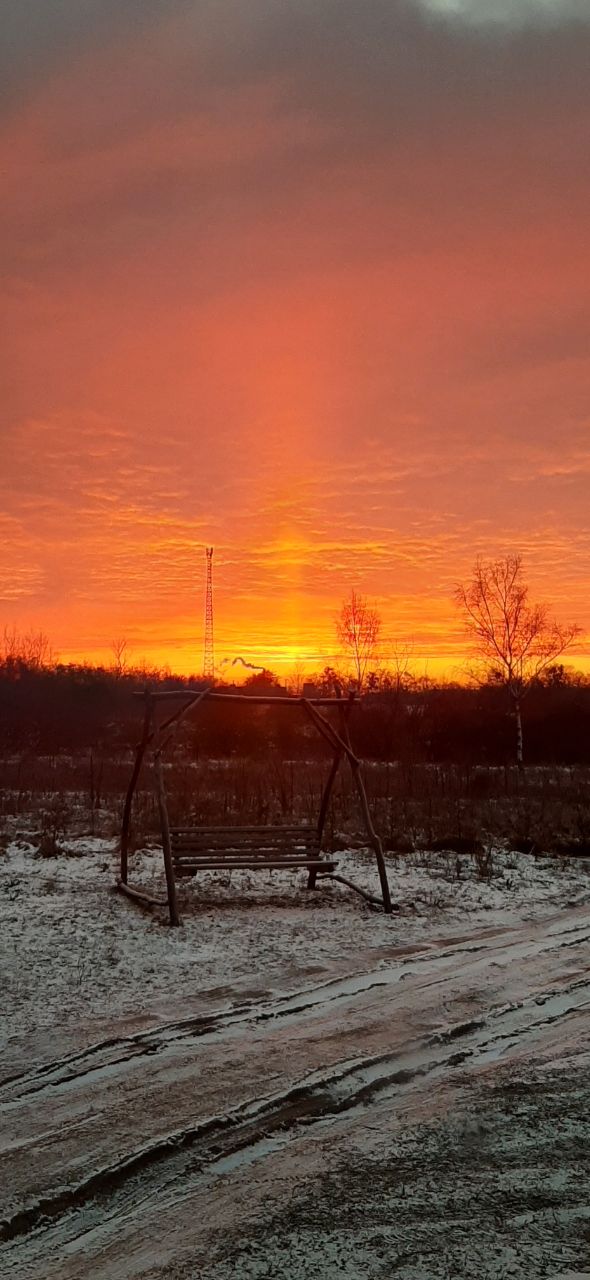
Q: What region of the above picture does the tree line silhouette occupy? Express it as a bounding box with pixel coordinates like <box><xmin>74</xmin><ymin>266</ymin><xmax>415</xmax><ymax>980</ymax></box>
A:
<box><xmin>1</xmin><ymin>654</ymin><xmax>589</xmax><ymax>765</ymax></box>
<box><xmin>1</xmin><ymin>557</ymin><xmax>584</xmax><ymax>765</ymax></box>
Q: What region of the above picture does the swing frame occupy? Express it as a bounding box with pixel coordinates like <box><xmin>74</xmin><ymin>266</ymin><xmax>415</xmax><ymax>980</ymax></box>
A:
<box><xmin>117</xmin><ymin>686</ymin><xmax>393</xmax><ymax>924</ymax></box>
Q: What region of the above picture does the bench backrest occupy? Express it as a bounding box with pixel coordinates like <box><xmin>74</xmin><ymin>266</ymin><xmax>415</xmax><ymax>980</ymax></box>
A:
<box><xmin>171</xmin><ymin>824</ymin><xmax>320</xmax><ymax>858</ymax></box>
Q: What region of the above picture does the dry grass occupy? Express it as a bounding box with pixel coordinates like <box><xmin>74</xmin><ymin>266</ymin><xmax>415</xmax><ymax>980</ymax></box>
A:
<box><xmin>1</xmin><ymin>752</ymin><xmax>590</xmax><ymax>860</ymax></box>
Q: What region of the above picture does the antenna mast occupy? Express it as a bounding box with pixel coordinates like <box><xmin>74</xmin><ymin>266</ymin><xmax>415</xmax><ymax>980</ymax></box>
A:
<box><xmin>203</xmin><ymin>547</ymin><xmax>215</xmax><ymax>680</ymax></box>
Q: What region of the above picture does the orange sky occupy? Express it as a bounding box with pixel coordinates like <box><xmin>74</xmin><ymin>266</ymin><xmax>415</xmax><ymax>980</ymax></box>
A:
<box><xmin>2</xmin><ymin>0</ymin><xmax>590</xmax><ymax>678</ymax></box>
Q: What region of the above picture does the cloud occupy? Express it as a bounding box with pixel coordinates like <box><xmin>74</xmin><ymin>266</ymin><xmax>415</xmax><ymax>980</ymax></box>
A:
<box><xmin>421</xmin><ymin>0</ymin><xmax>590</xmax><ymax>26</ymax></box>
<box><xmin>1</xmin><ymin>0</ymin><xmax>589</xmax><ymax>670</ymax></box>
<box><xmin>0</xmin><ymin>1</ymin><xmax>187</xmax><ymax>106</ymax></box>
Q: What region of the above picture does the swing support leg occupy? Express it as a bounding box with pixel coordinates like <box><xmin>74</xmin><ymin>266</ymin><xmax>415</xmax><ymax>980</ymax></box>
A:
<box><xmin>154</xmin><ymin>736</ymin><xmax>181</xmax><ymax>927</ymax></box>
<box><xmin>301</xmin><ymin>697</ymin><xmax>393</xmax><ymax>914</ymax></box>
<box><xmin>308</xmin><ymin>696</ymin><xmax>354</xmax><ymax>889</ymax></box>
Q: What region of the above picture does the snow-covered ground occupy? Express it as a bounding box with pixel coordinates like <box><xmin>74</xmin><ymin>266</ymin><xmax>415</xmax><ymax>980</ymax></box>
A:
<box><xmin>2</xmin><ymin>837</ymin><xmax>589</xmax><ymax>1059</ymax></box>
<box><xmin>1</xmin><ymin>837</ymin><xmax>590</xmax><ymax>1279</ymax></box>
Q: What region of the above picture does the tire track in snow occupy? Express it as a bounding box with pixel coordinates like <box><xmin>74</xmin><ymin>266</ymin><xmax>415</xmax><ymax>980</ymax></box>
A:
<box><xmin>2</xmin><ymin>916</ymin><xmax>588</xmax><ymax>1106</ymax></box>
<box><xmin>1</xmin><ymin>971</ymin><xmax>589</xmax><ymax>1263</ymax></box>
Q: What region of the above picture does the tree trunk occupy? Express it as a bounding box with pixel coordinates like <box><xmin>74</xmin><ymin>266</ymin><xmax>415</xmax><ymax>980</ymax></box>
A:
<box><xmin>514</xmin><ymin>696</ymin><xmax>524</xmax><ymax>769</ymax></box>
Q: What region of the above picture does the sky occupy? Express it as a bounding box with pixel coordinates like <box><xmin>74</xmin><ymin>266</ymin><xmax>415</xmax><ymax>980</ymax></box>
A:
<box><xmin>2</xmin><ymin>0</ymin><xmax>590</xmax><ymax>678</ymax></box>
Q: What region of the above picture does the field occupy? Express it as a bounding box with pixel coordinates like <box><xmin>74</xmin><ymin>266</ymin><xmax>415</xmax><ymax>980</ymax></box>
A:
<box><xmin>1</xmin><ymin>759</ymin><xmax>590</xmax><ymax>1278</ymax></box>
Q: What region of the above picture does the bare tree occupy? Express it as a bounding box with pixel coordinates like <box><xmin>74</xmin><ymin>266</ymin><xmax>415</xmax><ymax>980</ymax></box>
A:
<box><xmin>336</xmin><ymin>590</ymin><xmax>382</xmax><ymax>692</ymax></box>
<box><xmin>110</xmin><ymin>637</ymin><xmax>130</xmax><ymax>677</ymax></box>
<box><xmin>455</xmin><ymin>555</ymin><xmax>580</xmax><ymax>766</ymax></box>
<box><xmin>390</xmin><ymin>639</ymin><xmax>415</xmax><ymax>693</ymax></box>
<box><xmin>286</xmin><ymin>659</ymin><xmax>307</xmax><ymax>697</ymax></box>
<box><xmin>1</xmin><ymin>626</ymin><xmax>55</xmax><ymax>670</ymax></box>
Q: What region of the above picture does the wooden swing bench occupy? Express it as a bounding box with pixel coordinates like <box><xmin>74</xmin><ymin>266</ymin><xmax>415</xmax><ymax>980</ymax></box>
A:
<box><xmin>117</xmin><ymin>686</ymin><xmax>392</xmax><ymax>924</ymax></box>
<box><xmin>170</xmin><ymin>824</ymin><xmax>336</xmax><ymax>878</ymax></box>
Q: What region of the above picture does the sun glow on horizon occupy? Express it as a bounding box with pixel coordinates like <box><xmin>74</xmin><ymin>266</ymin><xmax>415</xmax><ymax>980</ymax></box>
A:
<box><xmin>2</xmin><ymin>2</ymin><xmax>590</xmax><ymax>674</ymax></box>
<box><xmin>53</xmin><ymin>630</ymin><xmax>590</xmax><ymax>685</ymax></box>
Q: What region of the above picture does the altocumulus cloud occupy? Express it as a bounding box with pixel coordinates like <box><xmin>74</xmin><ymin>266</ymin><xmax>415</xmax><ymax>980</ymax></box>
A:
<box><xmin>1</xmin><ymin>0</ymin><xmax>589</xmax><ymax>668</ymax></box>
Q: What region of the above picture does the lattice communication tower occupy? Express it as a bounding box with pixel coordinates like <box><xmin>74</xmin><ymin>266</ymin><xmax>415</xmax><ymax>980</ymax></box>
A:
<box><xmin>203</xmin><ymin>547</ymin><xmax>215</xmax><ymax>680</ymax></box>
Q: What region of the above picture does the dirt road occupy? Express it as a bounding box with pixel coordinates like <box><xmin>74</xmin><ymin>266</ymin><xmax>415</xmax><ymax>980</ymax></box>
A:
<box><xmin>2</xmin><ymin>907</ymin><xmax>589</xmax><ymax>1279</ymax></box>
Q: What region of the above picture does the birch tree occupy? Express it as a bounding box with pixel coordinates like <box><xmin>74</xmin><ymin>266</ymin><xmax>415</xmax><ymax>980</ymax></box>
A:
<box><xmin>336</xmin><ymin>590</ymin><xmax>381</xmax><ymax>692</ymax></box>
<box><xmin>455</xmin><ymin>555</ymin><xmax>579</xmax><ymax>766</ymax></box>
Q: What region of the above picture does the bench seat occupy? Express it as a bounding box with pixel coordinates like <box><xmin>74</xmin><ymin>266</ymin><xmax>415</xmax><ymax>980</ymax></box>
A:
<box><xmin>171</xmin><ymin>825</ymin><xmax>336</xmax><ymax>877</ymax></box>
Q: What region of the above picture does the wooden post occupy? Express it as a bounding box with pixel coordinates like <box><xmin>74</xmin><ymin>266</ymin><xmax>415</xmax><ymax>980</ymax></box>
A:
<box><xmin>302</xmin><ymin>696</ymin><xmax>392</xmax><ymax>912</ymax></box>
<box><xmin>309</xmin><ymin>695</ymin><xmax>355</xmax><ymax>889</ymax></box>
<box><xmin>159</xmin><ymin>687</ymin><xmax>211</xmax><ymax>736</ymax></box>
<box><xmin>120</xmin><ymin>692</ymin><xmax>153</xmax><ymax>884</ymax></box>
<box><xmin>337</xmin><ymin>703</ymin><xmax>393</xmax><ymax>915</ymax></box>
<box><xmin>307</xmin><ymin>750</ymin><xmax>340</xmax><ymax>890</ymax></box>
<box><xmin>153</xmin><ymin>729</ymin><xmax>181</xmax><ymax>927</ymax></box>
<box><xmin>118</xmin><ymin>687</ymin><xmax>211</xmax><ymax>919</ymax></box>
<box><xmin>116</xmin><ymin>882</ymin><xmax>168</xmax><ymax>909</ymax></box>
<box><xmin>155</xmin><ymin>748</ymin><xmax>180</xmax><ymax>928</ymax></box>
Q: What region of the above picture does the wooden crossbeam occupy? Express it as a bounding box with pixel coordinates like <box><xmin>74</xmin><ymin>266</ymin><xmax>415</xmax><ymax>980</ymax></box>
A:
<box><xmin>135</xmin><ymin>690</ymin><xmax>350</xmax><ymax>705</ymax></box>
